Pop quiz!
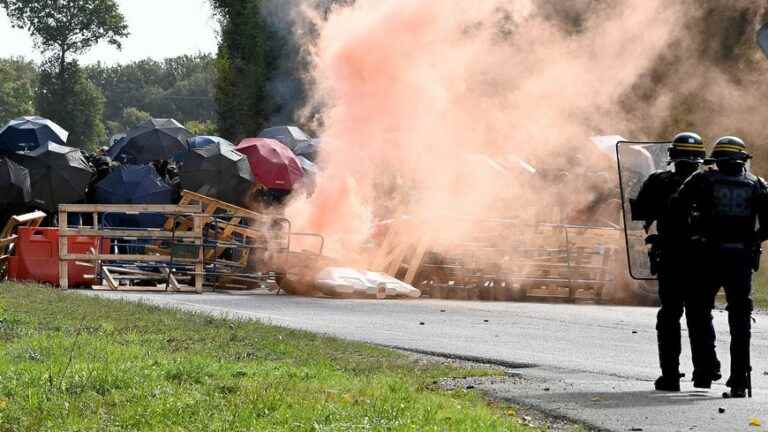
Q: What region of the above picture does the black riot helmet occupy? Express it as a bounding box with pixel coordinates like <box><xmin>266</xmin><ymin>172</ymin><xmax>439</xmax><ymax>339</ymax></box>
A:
<box><xmin>710</xmin><ymin>136</ymin><xmax>751</xmax><ymax>162</ymax></box>
<box><xmin>669</xmin><ymin>132</ymin><xmax>706</xmax><ymax>162</ymax></box>
<box><xmin>710</xmin><ymin>136</ymin><xmax>751</xmax><ymax>175</ymax></box>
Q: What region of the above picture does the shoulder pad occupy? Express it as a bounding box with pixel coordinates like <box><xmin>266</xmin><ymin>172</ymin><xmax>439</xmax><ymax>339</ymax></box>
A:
<box><xmin>756</xmin><ymin>175</ymin><xmax>768</xmax><ymax>191</ymax></box>
<box><xmin>644</xmin><ymin>170</ymin><xmax>671</xmax><ymax>183</ymax></box>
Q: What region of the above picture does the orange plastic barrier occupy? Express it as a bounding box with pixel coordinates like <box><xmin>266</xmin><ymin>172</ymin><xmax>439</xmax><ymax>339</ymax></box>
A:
<box><xmin>8</xmin><ymin>227</ymin><xmax>109</xmax><ymax>287</ymax></box>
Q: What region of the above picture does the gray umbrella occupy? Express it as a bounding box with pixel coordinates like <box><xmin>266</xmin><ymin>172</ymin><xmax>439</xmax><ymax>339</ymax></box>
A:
<box><xmin>179</xmin><ymin>143</ymin><xmax>254</xmax><ymax>205</ymax></box>
<box><xmin>293</xmin><ymin>138</ymin><xmax>320</xmax><ymax>162</ymax></box>
<box><xmin>111</xmin><ymin>118</ymin><xmax>191</xmax><ymax>162</ymax></box>
<box><xmin>10</xmin><ymin>142</ymin><xmax>93</xmax><ymax>212</ymax></box>
<box><xmin>258</xmin><ymin>125</ymin><xmax>311</xmax><ymax>151</ymax></box>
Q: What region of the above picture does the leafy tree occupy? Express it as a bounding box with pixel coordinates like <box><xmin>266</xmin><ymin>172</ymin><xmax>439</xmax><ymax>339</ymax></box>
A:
<box><xmin>119</xmin><ymin>107</ymin><xmax>150</xmax><ymax>131</ymax></box>
<box><xmin>1</xmin><ymin>0</ymin><xmax>128</xmax><ymax>75</ymax></box>
<box><xmin>184</xmin><ymin>120</ymin><xmax>218</xmax><ymax>137</ymax></box>
<box><xmin>0</xmin><ymin>57</ymin><xmax>37</xmax><ymax>124</ymax></box>
<box><xmin>210</xmin><ymin>0</ymin><xmax>269</xmax><ymax>141</ymax></box>
<box><xmin>36</xmin><ymin>61</ymin><xmax>106</xmax><ymax>151</ymax></box>
<box><xmin>85</xmin><ymin>55</ymin><xmax>216</xmax><ymax>127</ymax></box>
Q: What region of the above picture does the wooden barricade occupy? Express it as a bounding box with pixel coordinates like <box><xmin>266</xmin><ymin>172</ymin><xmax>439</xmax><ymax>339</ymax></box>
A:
<box><xmin>58</xmin><ymin>204</ymin><xmax>204</xmax><ymax>292</ymax></box>
<box><xmin>158</xmin><ymin>191</ymin><xmax>293</xmax><ymax>289</ymax></box>
<box><xmin>0</xmin><ymin>211</ymin><xmax>46</xmax><ymax>279</ymax></box>
<box><xmin>371</xmin><ymin>216</ymin><xmax>622</xmax><ymax>303</ymax></box>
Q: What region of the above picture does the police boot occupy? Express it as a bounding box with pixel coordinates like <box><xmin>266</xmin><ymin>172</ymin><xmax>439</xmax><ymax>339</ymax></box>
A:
<box><xmin>722</xmin><ymin>385</ymin><xmax>747</xmax><ymax>399</ymax></box>
<box><xmin>654</xmin><ymin>373</ymin><xmax>682</xmax><ymax>392</ymax></box>
<box><xmin>692</xmin><ymin>367</ymin><xmax>722</xmax><ymax>389</ymax></box>
<box><xmin>723</xmin><ymin>376</ymin><xmax>747</xmax><ymax>399</ymax></box>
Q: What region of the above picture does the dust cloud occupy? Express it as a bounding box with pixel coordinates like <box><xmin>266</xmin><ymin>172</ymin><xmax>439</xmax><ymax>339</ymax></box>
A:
<box><xmin>281</xmin><ymin>0</ymin><xmax>768</xmax><ymax>274</ymax></box>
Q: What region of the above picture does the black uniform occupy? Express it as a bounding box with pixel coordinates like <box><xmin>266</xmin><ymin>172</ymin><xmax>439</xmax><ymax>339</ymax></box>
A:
<box><xmin>632</xmin><ymin>168</ymin><xmax>718</xmax><ymax>381</ymax></box>
<box><xmin>674</xmin><ymin>166</ymin><xmax>768</xmax><ymax>390</ymax></box>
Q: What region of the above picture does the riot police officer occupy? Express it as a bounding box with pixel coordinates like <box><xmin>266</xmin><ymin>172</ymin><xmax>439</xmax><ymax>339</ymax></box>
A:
<box><xmin>630</xmin><ymin>132</ymin><xmax>720</xmax><ymax>391</ymax></box>
<box><xmin>674</xmin><ymin>136</ymin><xmax>768</xmax><ymax>398</ymax></box>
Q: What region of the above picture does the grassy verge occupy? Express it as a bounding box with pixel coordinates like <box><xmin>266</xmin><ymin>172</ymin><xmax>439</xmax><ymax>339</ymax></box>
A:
<box><xmin>0</xmin><ymin>283</ymin><xmax>538</xmax><ymax>431</ymax></box>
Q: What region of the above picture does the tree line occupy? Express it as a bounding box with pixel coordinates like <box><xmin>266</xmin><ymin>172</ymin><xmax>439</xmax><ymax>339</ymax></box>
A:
<box><xmin>0</xmin><ymin>0</ymin><xmax>216</xmax><ymax>151</ymax></box>
<box><xmin>0</xmin><ymin>54</ymin><xmax>216</xmax><ymax>149</ymax></box>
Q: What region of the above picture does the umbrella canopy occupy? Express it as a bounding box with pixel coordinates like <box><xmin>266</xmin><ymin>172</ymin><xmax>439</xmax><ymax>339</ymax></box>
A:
<box><xmin>236</xmin><ymin>138</ymin><xmax>304</xmax><ymax>190</ymax></box>
<box><xmin>94</xmin><ymin>165</ymin><xmax>173</xmax><ymax>228</ymax></box>
<box><xmin>110</xmin><ymin>118</ymin><xmax>191</xmax><ymax>163</ymax></box>
<box><xmin>293</xmin><ymin>138</ymin><xmax>320</xmax><ymax>162</ymax></box>
<box><xmin>174</xmin><ymin>135</ymin><xmax>235</xmax><ymax>164</ymax></box>
<box><xmin>188</xmin><ymin>135</ymin><xmax>234</xmax><ymax>151</ymax></box>
<box><xmin>0</xmin><ymin>156</ymin><xmax>31</xmax><ymax>205</ymax></box>
<box><xmin>296</xmin><ymin>156</ymin><xmax>318</xmax><ymax>177</ymax></box>
<box><xmin>296</xmin><ymin>156</ymin><xmax>318</xmax><ymax>195</ymax></box>
<box><xmin>0</xmin><ymin>116</ymin><xmax>68</xmax><ymax>154</ymax></box>
<box><xmin>258</xmin><ymin>126</ymin><xmax>311</xmax><ymax>151</ymax></box>
<box><xmin>9</xmin><ymin>142</ymin><xmax>93</xmax><ymax>212</ymax></box>
<box><xmin>179</xmin><ymin>143</ymin><xmax>254</xmax><ymax>205</ymax></box>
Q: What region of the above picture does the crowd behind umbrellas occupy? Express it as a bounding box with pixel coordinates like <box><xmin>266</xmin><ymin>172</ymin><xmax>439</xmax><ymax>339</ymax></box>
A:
<box><xmin>0</xmin><ymin>116</ymin><xmax>320</xmax><ymax>227</ymax></box>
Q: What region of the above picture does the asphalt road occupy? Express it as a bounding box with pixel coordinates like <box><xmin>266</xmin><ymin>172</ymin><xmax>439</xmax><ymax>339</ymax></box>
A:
<box><xmin>83</xmin><ymin>291</ymin><xmax>768</xmax><ymax>431</ymax></box>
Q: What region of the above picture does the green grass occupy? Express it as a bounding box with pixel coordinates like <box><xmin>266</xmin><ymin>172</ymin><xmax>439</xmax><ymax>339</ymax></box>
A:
<box><xmin>0</xmin><ymin>283</ymin><xmax>538</xmax><ymax>432</ymax></box>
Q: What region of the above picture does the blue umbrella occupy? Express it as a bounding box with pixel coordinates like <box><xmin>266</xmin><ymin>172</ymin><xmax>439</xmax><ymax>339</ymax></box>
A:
<box><xmin>94</xmin><ymin>165</ymin><xmax>173</xmax><ymax>228</ymax></box>
<box><xmin>188</xmin><ymin>136</ymin><xmax>234</xmax><ymax>151</ymax></box>
<box><xmin>174</xmin><ymin>136</ymin><xmax>235</xmax><ymax>164</ymax></box>
<box><xmin>0</xmin><ymin>116</ymin><xmax>68</xmax><ymax>154</ymax></box>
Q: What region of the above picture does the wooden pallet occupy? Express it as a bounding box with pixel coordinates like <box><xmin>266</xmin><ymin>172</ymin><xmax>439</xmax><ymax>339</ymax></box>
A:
<box><xmin>0</xmin><ymin>211</ymin><xmax>46</xmax><ymax>279</ymax></box>
<box><xmin>58</xmin><ymin>204</ymin><xmax>204</xmax><ymax>292</ymax></box>
<box><xmin>371</xmin><ymin>216</ymin><xmax>622</xmax><ymax>302</ymax></box>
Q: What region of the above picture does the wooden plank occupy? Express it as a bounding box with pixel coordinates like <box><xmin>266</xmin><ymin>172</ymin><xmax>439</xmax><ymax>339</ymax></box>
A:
<box><xmin>193</xmin><ymin>214</ymin><xmax>204</xmax><ymax>293</ymax></box>
<box><xmin>62</xmin><ymin>254</ymin><xmax>174</xmax><ymax>262</ymax></box>
<box><xmin>103</xmin><ymin>267</ymin><xmax>118</xmax><ymax>290</ymax></box>
<box><xmin>0</xmin><ymin>235</ymin><xmax>18</xmax><ymax>247</ymax></box>
<box><xmin>404</xmin><ymin>233</ymin><xmax>430</xmax><ymax>285</ymax></box>
<box><xmin>59</xmin><ymin>204</ymin><xmax>201</xmax><ymax>214</ymax></box>
<box><xmin>181</xmin><ymin>190</ymin><xmax>272</xmax><ymax>221</ymax></box>
<box><xmin>5</xmin><ymin>210</ymin><xmax>46</xmax><ymax>232</ymax></box>
<box><xmin>59</xmin><ymin>228</ymin><xmax>200</xmax><ymax>239</ymax></box>
<box><xmin>103</xmin><ymin>266</ymin><xmax>165</xmax><ymax>276</ymax></box>
<box><xmin>59</xmin><ymin>210</ymin><xmax>69</xmax><ymax>290</ymax></box>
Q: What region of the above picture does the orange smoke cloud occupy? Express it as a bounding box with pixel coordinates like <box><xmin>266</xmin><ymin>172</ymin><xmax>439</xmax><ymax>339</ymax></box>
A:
<box><xmin>286</xmin><ymin>0</ymin><xmax>683</xmax><ymax>262</ymax></box>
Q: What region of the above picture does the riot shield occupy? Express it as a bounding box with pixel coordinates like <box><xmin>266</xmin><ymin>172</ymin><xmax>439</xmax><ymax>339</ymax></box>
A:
<box><xmin>615</xmin><ymin>141</ymin><xmax>671</xmax><ymax>280</ymax></box>
<box><xmin>758</xmin><ymin>23</ymin><xmax>768</xmax><ymax>61</ymax></box>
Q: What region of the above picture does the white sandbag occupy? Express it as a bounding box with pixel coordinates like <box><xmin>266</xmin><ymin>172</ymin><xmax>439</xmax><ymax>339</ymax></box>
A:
<box><xmin>314</xmin><ymin>267</ymin><xmax>421</xmax><ymax>299</ymax></box>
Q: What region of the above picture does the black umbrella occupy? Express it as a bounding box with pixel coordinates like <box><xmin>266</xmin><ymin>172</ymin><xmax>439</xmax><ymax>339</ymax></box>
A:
<box><xmin>110</xmin><ymin>118</ymin><xmax>191</xmax><ymax>163</ymax></box>
<box><xmin>0</xmin><ymin>156</ymin><xmax>31</xmax><ymax>205</ymax></box>
<box><xmin>179</xmin><ymin>142</ymin><xmax>254</xmax><ymax>205</ymax></box>
<box><xmin>95</xmin><ymin>165</ymin><xmax>173</xmax><ymax>228</ymax></box>
<box><xmin>0</xmin><ymin>116</ymin><xmax>68</xmax><ymax>154</ymax></box>
<box><xmin>258</xmin><ymin>125</ymin><xmax>311</xmax><ymax>151</ymax></box>
<box><xmin>10</xmin><ymin>142</ymin><xmax>93</xmax><ymax>212</ymax></box>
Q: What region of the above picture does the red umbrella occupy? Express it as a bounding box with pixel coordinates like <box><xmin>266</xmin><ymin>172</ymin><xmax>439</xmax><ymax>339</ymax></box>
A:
<box><xmin>236</xmin><ymin>138</ymin><xmax>304</xmax><ymax>190</ymax></box>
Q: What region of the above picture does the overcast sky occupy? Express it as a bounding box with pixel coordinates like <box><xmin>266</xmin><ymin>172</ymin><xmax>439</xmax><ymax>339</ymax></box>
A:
<box><xmin>0</xmin><ymin>0</ymin><xmax>220</xmax><ymax>64</ymax></box>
